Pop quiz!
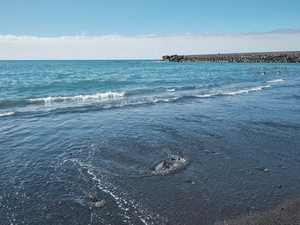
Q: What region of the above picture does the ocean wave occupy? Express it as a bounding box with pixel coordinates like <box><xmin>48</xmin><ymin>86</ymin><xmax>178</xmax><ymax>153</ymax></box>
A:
<box><xmin>29</xmin><ymin>91</ymin><xmax>125</xmax><ymax>103</ymax></box>
<box><xmin>193</xmin><ymin>85</ymin><xmax>271</xmax><ymax>98</ymax></box>
<box><xmin>26</xmin><ymin>85</ymin><xmax>209</xmax><ymax>106</ymax></box>
<box><xmin>125</xmin><ymin>85</ymin><xmax>208</xmax><ymax>97</ymax></box>
<box><xmin>223</xmin><ymin>85</ymin><xmax>271</xmax><ymax>95</ymax></box>
<box><xmin>125</xmin><ymin>87</ymin><xmax>177</xmax><ymax>96</ymax></box>
<box><xmin>0</xmin><ymin>85</ymin><xmax>272</xmax><ymax>115</ymax></box>
<box><xmin>98</xmin><ymin>85</ymin><xmax>270</xmax><ymax>109</ymax></box>
<box><xmin>167</xmin><ymin>89</ymin><xmax>175</xmax><ymax>92</ymax></box>
<box><xmin>267</xmin><ymin>79</ymin><xmax>284</xmax><ymax>83</ymax></box>
<box><xmin>102</xmin><ymin>97</ymin><xmax>178</xmax><ymax>109</ymax></box>
<box><xmin>0</xmin><ymin>112</ymin><xmax>15</xmax><ymax>117</ymax></box>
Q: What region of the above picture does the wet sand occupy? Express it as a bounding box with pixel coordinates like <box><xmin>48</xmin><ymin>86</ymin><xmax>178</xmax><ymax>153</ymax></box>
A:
<box><xmin>216</xmin><ymin>197</ymin><xmax>300</xmax><ymax>224</ymax></box>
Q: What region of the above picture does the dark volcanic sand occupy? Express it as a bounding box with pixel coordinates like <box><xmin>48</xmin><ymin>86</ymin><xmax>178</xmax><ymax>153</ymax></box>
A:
<box><xmin>215</xmin><ymin>197</ymin><xmax>300</xmax><ymax>224</ymax></box>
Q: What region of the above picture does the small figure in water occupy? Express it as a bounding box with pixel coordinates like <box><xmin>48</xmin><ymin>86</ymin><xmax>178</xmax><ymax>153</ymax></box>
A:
<box><xmin>261</xmin><ymin>67</ymin><xmax>265</xmax><ymax>70</ymax></box>
<box><xmin>262</xmin><ymin>72</ymin><xmax>266</xmax><ymax>75</ymax></box>
<box><xmin>277</xmin><ymin>71</ymin><xmax>281</xmax><ymax>75</ymax></box>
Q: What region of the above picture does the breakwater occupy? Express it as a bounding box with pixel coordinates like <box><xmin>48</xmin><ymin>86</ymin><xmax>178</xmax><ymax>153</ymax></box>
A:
<box><xmin>161</xmin><ymin>51</ymin><xmax>300</xmax><ymax>63</ymax></box>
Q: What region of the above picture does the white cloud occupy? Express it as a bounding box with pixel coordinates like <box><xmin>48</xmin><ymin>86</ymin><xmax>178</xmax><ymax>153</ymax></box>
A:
<box><xmin>0</xmin><ymin>29</ymin><xmax>300</xmax><ymax>60</ymax></box>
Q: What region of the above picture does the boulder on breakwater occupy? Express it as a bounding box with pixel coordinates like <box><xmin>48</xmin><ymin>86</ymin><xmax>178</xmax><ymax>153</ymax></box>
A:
<box><xmin>160</xmin><ymin>51</ymin><xmax>300</xmax><ymax>63</ymax></box>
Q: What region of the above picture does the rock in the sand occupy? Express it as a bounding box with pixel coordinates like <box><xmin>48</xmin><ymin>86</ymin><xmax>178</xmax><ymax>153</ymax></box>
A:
<box><xmin>94</xmin><ymin>200</ymin><xmax>105</xmax><ymax>208</ymax></box>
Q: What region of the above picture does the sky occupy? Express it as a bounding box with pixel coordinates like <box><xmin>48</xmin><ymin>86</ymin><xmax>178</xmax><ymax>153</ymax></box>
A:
<box><xmin>0</xmin><ymin>0</ymin><xmax>300</xmax><ymax>60</ymax></box>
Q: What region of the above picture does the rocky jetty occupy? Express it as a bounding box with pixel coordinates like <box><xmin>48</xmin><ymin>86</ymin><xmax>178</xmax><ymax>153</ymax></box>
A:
<box><xmin>161</xmin><ymin>51</ymin><xmax>300</xmax><ymax>63</ymax></box>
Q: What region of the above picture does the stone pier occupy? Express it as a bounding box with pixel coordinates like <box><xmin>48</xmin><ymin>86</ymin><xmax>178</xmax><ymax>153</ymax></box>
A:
<box><xmin>160</xmin><ymin>51</ymin><xmax>300</xmax><ymax>63</ymax></box>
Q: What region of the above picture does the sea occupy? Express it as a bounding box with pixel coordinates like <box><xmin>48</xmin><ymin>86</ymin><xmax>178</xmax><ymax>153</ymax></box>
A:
<box><xmin>1</xmin><ymin>60</ymin><xmax>300</xmax><ymax>225</ymax></box>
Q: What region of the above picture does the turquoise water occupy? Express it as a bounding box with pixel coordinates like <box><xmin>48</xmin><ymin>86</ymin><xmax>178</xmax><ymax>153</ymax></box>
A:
<box><xmin>1</xmin><ymin>60</ymin><xmax>300</xmax><ymax>224</ymax></box>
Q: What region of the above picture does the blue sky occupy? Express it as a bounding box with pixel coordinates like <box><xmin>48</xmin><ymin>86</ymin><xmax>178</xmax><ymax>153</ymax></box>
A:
<box><xmin>1</xmin><ymin>0</ymin><xmax>300</xmax><ymax>59</ymax></box>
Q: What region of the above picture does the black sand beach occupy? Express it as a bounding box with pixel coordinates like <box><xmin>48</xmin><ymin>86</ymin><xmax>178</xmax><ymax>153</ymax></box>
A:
<box><xmin>216</xmin><ymin>197</ymin><xmax>300</xmax><ymax>224</ymax></box>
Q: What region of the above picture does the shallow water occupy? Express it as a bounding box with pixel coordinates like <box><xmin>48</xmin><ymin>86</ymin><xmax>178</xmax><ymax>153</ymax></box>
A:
<box><xmin>1</xmin><ymin>60</ymin><xmax>300</xmax><ymax>224</ymax></box>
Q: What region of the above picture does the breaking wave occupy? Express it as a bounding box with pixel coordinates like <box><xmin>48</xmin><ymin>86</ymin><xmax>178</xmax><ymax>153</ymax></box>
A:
<box><xmin>267</xmin><ymin>79</ymin><xmax>284</xmax><ymax>83</ymax></box>
<box><xmin>0</xmin><ymin>112</ymin><xmax>15</xmax><ymax>117</ymax></box>
<box><xmin>1</xmin><ymin>84</ymin><xmax>272</xmax><ymax>116</ymax></box>
<box><xmin>194</xmin><ymin>85</ymin><xmax>271</xmax><ymax>98</ymax></box>
<box><xmin>28</xmin><ymin>91</ymin><xmax>125</xmax><ymax>103</ymax></box>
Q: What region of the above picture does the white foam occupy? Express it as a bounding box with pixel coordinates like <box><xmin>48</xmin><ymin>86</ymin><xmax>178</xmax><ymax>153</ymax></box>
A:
<box><xmin>29</xmin><ymin>91</ymin><xmax>125</xmax><ymax>103</ymax></box>
<box><xmin>0</xmin><ymin>112</ymin><xmax>15</xmax><ymax>117</ymax></box>
<box><xmin>223</xmin><ymin>85</ymin><xmax>271</xmax><ymax>96</ymax></box>
<box><xmin>267</xmin><ymin>79</ymin><xmax>284</xmax><ymax>83</ymax></box>
<box><xmin>149</xmin><ymin>97</ymin><xmax>178</xmax><ymax>103</ymax></box>
<box><xmin>102</xmin><ymin>97</ymin><xmax>178</xmax><ymax>109</ymax></box>
<box><xmin>166</xmin><ymin>89</ymin><xmax>175</xmax><ymax>92</ymax></box>
<box><xmin>86</xmin><ymin>167</ymin><xmax>164</xmax><ymax>225</ymax></box>
<box><xmin>223</xmin><ymin>89</ymin><xmax>250</xmax><ymax>95</ymax></box>
<box><xmin>194</xmin><ymin>85</ymin><xmax>271</xmax><ymax>98</ymax></box>
<box><xmin>194</xmin><ymin>93</ymin><xmax>215</xmax><ymax>98</ymax></box>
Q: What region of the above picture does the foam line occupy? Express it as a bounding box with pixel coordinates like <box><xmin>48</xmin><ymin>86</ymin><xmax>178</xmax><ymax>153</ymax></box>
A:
<box><xmin>267</xmin><ymin>79</ymin><xmax>284</xmax><ymax>83</ymax></box>
<box><xmin>0</xmin><ymin>112</ymin><xmax>15</xmax><ymax>117</ymax></box>
<box><xmin>29</xmin><ymin>91</ymin><xmax>125</xmax><ymax>103</ymax></box>
<box><xmin>194</xmin><ymin>85</ymin><xmax>271</xmax><ymax>98</ymax></box>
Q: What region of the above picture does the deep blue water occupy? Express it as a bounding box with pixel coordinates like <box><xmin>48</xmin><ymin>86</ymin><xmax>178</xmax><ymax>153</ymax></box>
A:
<box><xmin>1</xmin><ymin>60</ymin><xmax>300</xmax><ymax>224</ymax></box>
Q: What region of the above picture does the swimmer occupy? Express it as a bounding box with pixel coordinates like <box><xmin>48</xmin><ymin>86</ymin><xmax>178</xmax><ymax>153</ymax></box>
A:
<box><xmin>262</xmin><ymin>72</ymin><xmax>266</xmax><ymax>75</ymax></box>
<box><xmin>277</xmin><ymin>71</ymin><xmax>281</xmax><ymax>75</ymax></box>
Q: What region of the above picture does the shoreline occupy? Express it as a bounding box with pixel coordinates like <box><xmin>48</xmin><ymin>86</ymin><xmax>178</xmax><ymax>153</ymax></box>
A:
<box><xmin>215</xmin><ymin>196</ymin><xmax>300</xmax><ymax>224</ymax></box>
<box><xmin>160</xmin><ymin>51</ymin><xmax>300</xmax><ymax>63</ymax></box>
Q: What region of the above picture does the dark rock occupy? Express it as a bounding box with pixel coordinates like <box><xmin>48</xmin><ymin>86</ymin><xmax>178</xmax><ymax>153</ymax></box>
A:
<box><xmin>162</xmin><ymin>55</ymin><xmax>170</xmax><ymax>62</ymax></box>
<box><xmin>160</xmin><ymin>51</ymin><xmax>300</xmax><ymax>63</ymax></box>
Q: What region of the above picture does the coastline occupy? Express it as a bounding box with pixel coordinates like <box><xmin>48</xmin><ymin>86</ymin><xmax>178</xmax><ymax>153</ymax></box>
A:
<box><xmin>157</xmin><ymin>54</ymin><xmax>300</xmax><ymax>224</ymax></box>
<box><xmin>160</xmin><ymin>51</ymin><xmax>300</xmax><ymax>63</ymax></box>
<box><xmin>1</xmin><ymin>60</ymin><xmax>300</xmax><ymax>224</ymax></box>
<box><xmin>215</xmin><ymin>197</ymin><xmax>300</xmax><ymax>225</ymax></box>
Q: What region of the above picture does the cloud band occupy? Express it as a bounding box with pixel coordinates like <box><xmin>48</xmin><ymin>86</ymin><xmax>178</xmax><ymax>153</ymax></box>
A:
<box><xmin>1</xmin><ymin>29</ymin><xmax>299</xmax><ymax>60</ymax></box>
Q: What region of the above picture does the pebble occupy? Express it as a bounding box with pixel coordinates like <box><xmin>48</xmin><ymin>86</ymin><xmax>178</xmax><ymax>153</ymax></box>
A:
<box><xmin>203</xmin><ymin>149</ymin><xmax>219</xmax><ymax>155</ymax></box>
<box><xmin>94</xmin><ymin>200</ymin><xmax>105</xmax><ymax>208</ymax></box>
<box><xmin>256</xmin><ymin>167</ymin><xmax>269</xmax><ymax>172</ymax></box>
